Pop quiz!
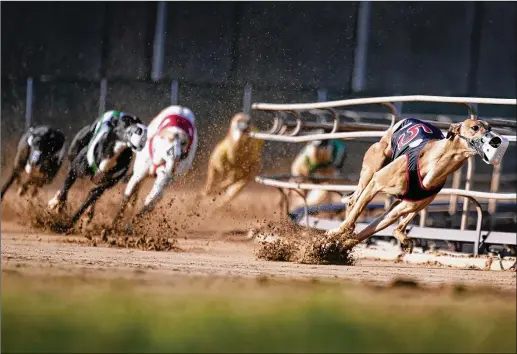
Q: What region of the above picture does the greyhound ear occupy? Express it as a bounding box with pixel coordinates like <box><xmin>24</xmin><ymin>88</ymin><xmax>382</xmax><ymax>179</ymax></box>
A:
<box><xmin>446</xmin><ymin>123</ymin><xmax>461</xmax><ymax>140</ymax></box>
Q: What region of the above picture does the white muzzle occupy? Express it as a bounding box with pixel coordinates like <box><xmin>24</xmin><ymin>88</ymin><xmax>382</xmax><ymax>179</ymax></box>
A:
<box><xmin>471</xmin><ymin>131</ymin><xmax>509</xmax><ymax>165</ymax></box>
<box><xmin>127</xmin><ymin>123</ymin><xmax>148</xmax><ymax>152</ymax></box>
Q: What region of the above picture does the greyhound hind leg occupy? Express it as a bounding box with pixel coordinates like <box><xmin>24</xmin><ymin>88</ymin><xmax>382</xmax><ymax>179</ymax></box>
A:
<box><xmin>347</xmin><ymin>137</ymin><xmax>392</xmax><ymax>217</ymax></box>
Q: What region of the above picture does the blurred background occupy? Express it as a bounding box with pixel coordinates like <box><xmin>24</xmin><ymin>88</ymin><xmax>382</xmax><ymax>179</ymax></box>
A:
<box><xmin>2</xmin><ymin>1</ymin><xmax>516</xmax><ymax>187</ymax></box>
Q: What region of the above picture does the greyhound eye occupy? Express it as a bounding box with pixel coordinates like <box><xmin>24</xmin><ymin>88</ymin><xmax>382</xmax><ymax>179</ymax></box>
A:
<box><xmin>471</xmin><ymin>125</ymin><xmax>479</xmax><ymax>132</ymax></box>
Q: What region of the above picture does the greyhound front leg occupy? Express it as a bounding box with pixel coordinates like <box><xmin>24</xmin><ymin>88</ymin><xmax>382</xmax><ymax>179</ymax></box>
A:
<box><xmin>82</xmin><ymin>203</ymin><xmax>96</xmax><ymax>226</ymax></box>
<box><xmin>326</xmin><ymin>177</ymin><xmax>382</xmax><ymax>237</ymax></box>
<box><xmin>347</xmin><ymin>140</ymin><xmax>389</xmax><ymax>218</ymax></box>
<box><xmin>112</xmin><ymin>171</ymin><xmax>146</xmax><ymax>228</ymax></box>
<box><xmin>48</xmin><ymin>169</ymin><xmax>77</xmax><ymax>212</ymax></box>
<box><xmin>214</xmin><ymin>178</ymin><xmax>248</xmax><ymax>210</ymax></box>
<box><xmin>136</xmin><ymin>171</ymin><xmax>172</xmax><ymax>218</ymax></box>
<box><xmin>202</xmin><ymin>163</ymin><xmax>218</xmax><ymax>197</ymax></box>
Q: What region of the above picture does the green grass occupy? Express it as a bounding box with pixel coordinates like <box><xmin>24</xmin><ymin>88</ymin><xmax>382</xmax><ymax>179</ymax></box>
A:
<box><xmin>2</xmin><ymin>271</ymin><xmax>516</xmax><ymax>353</ymax></box>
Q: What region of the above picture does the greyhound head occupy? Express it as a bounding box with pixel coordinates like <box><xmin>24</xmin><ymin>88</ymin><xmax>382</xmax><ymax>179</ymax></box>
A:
<box><xmin>230</xmin><ymin>112</ymin><xmax>252</xmax><ymax>142</ymax></box>
<box><xmin>308</xmin><ymin>140</ymin><xmax>334</xmax><ymax>164</ymax></box>
<box><xmin>145</xmin><ymin>109</ymin><xmax>195</xmax><ymax>177</ymax></box>
<box><xmin>116</xmin><ymin>114</ymin><xmax>148</xmax><ymax>152</ymax></box>
<box><xmin>446</xmin><ymin>119</ymin><xmax>509</xmax><ymax>165</ymax></box>
<box><xmin>26</xmin><ymin>129</ymin><xmax>65</xmax><ymax>172</ymax></box>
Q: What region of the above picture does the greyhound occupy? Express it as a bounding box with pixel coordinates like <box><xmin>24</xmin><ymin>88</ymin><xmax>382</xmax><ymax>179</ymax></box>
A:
<box><xmin>201</xmin><ymin>112</ymin><xmax>264</xmax><ymax>209</ymax></box>
<box><xmin>1</xmin><ymin>126</ymin><xmax>66</xmax><ymax>200</ymax></box>
<box><xmin>326</xmin><ymin>117</ymin><xmax>509</xmax><ymax>252</ymax></box>
<box><xmin>289</xmin><ymin>139</ymin><xmax>347</xmax><ymax>208</ymax></box>
<box><xmin>47</xmin><ymin>110</ymin><xmax>147</xmax><ymax>230</ymax></box>
<box><xmin>112</xmin><ymin>105</ymin><xmax>198</xmax><ymax>228</ymax></box>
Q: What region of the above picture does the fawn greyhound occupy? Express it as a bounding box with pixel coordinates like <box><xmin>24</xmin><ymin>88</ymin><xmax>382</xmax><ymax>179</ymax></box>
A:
<box><xmin>201</xmin><ymin>112</ymin><xmax>264</xmax><ymax>209</ymax></box>
<box><xmin>326</xmin><ymin>117</ymin><xmax>509</xmax><ymax>252</ymax></box>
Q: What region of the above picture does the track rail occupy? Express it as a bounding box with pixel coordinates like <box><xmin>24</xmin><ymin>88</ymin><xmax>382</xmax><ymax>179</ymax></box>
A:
<box><xmin>252</xmin><ymin>95</ymin><xmax>517</xmax><ymax>111</ymax></box>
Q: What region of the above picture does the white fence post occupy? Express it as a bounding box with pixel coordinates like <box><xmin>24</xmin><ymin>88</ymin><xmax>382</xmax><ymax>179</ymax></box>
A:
<box><xmin>98</xmin><ymin>78</ymin><xmax>108</xmax><ymax>116</ymax></box>
<box><xmin>25</xmin><ymin>77</ymin><xmax>34</xmax><ymax>130</ymax></box>
<box><xmin>151</xmin><ymin>1</ymin><xmax>167</xmax><ymax>82</ymax></box>
<box><xmin>243</xmin><ymin>85</ymin><xmax>252</xmax><ymax>114</ymax></box>
<box><xmin>170</xmin><ymin>80</ymin><xmax>179</xmax><ymax>105</ymax></box>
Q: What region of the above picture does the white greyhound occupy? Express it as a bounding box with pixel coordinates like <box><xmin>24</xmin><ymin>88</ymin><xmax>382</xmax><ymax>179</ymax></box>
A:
<box><xmin>112</xmin><ymin>105</ymin><xmax>198</xmax><ymax>227</ymax></box>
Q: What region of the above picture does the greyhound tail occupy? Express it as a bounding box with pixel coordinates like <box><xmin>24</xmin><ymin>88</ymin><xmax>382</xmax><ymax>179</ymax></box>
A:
<box><xmin>390</xmin><ymin>112</ymin><xmax>397</xmax><ymax>129</ymax></box>
<box><xmin>1</xmin><ymin>171</ymin><xmax>18</xmax><ymax>201</ymax></box>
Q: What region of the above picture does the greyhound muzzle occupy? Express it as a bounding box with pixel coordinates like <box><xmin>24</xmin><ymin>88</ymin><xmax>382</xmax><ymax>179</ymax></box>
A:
<box><xmin>237</xmin><ymin>120</ymin><xmax>250</xmax><ymax>132</ymax></box>
<box><xmin>25</xmin><ymin>150</ymin><xmax>45</xmax><ymax>175</ymax></box>
<box><xmin>127</xmin><ymin>123</ymin><xmax>148</xmax><ymax>152</ymax></box>
<box><xmin>465</xmin><ymin>131</ymin><xmax>509</xmax><ymax>165</ymax></box>
<box><xmin>166</xmin><ymin>138</ymin><xmax>185</xmax><ymax>162</ymax></box>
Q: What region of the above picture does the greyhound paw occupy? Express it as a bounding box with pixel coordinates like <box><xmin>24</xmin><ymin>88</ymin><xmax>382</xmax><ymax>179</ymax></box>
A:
<box><xmin>325</xmin><ymin>228</ymin><xmax>342</xmax><ymax>237</ymax></box>
<box><xmin>325</xmin><ymin>225</ymin><xmax>354</xmax><ymax>238</ymax></box>
<box><xmin>400</xmin><ymin>238</ymin><xmax>414</xmax><ymax>254</ymax></box>
<box><xmin>100</xmin><ymin>228</ymin><xmax>111</xmax><ymax>242</ymax></box>
<box><xmin>47</xmin><ymin>194</ymin><xmax>64</xmax><ymax>212</ymax></box>
<box><xmin>123</xmin><ymin>223</ymin><xmax>134</xmax><ymax>235</ymax></box>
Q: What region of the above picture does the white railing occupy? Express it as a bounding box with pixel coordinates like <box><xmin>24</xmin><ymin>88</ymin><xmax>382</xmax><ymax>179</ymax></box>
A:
<box><xmin>251</xmin><ymin>130</ymin><xmax>517</xmax><ymax>143</ymax></box>
<box><xmin>252</xmin><ymin>95</ymin><xmax>517</xmax><ymax>111</ymax></box>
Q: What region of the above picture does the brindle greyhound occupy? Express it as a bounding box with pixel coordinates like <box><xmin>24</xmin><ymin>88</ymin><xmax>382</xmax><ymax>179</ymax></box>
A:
<box><xmin>1</xmin><ymin>126</ymin><xmax>66</xmax><ymax>200</ymax></box>
<box><xmin>47</xmin><ymin>111</ymin><xmax>147</xmax><ymax>231</ymax></box>
<box><xmin>326</xmin><ymin>117</ymin><xmax>509</xmax><ymax>252</ymax></box>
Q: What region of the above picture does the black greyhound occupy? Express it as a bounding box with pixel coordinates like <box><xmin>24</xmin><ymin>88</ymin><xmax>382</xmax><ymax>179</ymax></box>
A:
<box><xmin>1</xmin><ymin>126</ymin><xmax>66</xmax><ymax>201</ymax></box>
<box><xmin>47</xmin><ymin>111</ymin><xmax>147</xmax><ymax>231</ymax></box>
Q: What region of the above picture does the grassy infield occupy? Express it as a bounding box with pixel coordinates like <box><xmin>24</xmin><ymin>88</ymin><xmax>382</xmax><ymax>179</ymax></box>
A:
<box><xmin>2</xmin><ymin>271</ymin><xmax>516</xmax><ymax>353</ymax></box>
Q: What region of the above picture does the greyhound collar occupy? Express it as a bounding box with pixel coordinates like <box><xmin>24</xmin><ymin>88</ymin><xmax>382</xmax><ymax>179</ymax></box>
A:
<box><xmin>149</xmin><ymin>115</ymin><xmax>195</xmax><ymax>174</ymax></box>
<box><xmin>458</xmin><ymin>130</ymin><xmax>509</xmax><ymax>165</ymax></box>
<box><xmin>86</xmin><ymin>122</ymin><xmax>112</xmax><ymax>174</ymax></box>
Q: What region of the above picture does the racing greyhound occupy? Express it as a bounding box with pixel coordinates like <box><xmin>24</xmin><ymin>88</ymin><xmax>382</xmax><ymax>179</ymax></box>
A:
<box><xmin>1</xmin><ymin>126</ymin><xmax>66</xmax><ymax>200</ymax></box>
<box><xmin>112</xmin><ymin>105</ymin><xmax>198</xmax><ymax>228</ymax></box>
<box><xmin>47</xmin><ymin>110</ymin><xmax>147</xmax><ymax>230</ymax></box>
<box><xmin>201</xmin><ymin>112</ymin><xmax>264</xmax><ymax>209</ymax></box>
<box><xmin>289</xmin><ymin>139</ymin><xmax>347</xmax><ymax>207</ymax></box>
<box><xmin>326</xmin><ymin>117</ymin><xmax>509</xmax><ymax>252</ymax></box>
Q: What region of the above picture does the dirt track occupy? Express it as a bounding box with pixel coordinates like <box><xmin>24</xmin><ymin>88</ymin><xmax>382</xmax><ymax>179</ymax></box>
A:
<box><xmin>1</xmin><ymin>184</ymin><xmax>516</xmax><ymax>291</ymax></box>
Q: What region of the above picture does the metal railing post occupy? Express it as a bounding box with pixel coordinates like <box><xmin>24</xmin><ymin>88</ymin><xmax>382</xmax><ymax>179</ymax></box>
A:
<box><xmin>243</xmin><ymin>85</ymin><xmax>252</xmax><ymax>114</ymax></box>
<box><xmin>151</xmin><ymin>1</ymin><xmax>167</xmax><ymax>82</ymax></box>
<box><xmin>98</xmin><ymin>78</ymin><xmax>108</xmax><ymax>116</ymax></box>
<box><xmin>317</xmin><ymin>88</ymin><xmax>328</xmax><ymax>102</ymax></box>
<box><xmin>25</xmin><ymin>77</ymin><xmax>34</xmax><ymax>130</ymax></box>
<box><xmin>170</xmin><ymin>80</ymin><xmax>179</xmax><ymax>105</ymax></box>
<box><xmin>351</xmin><ymin>1</ymin><xmax>372</xmax><ymax>92</ymax></box>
